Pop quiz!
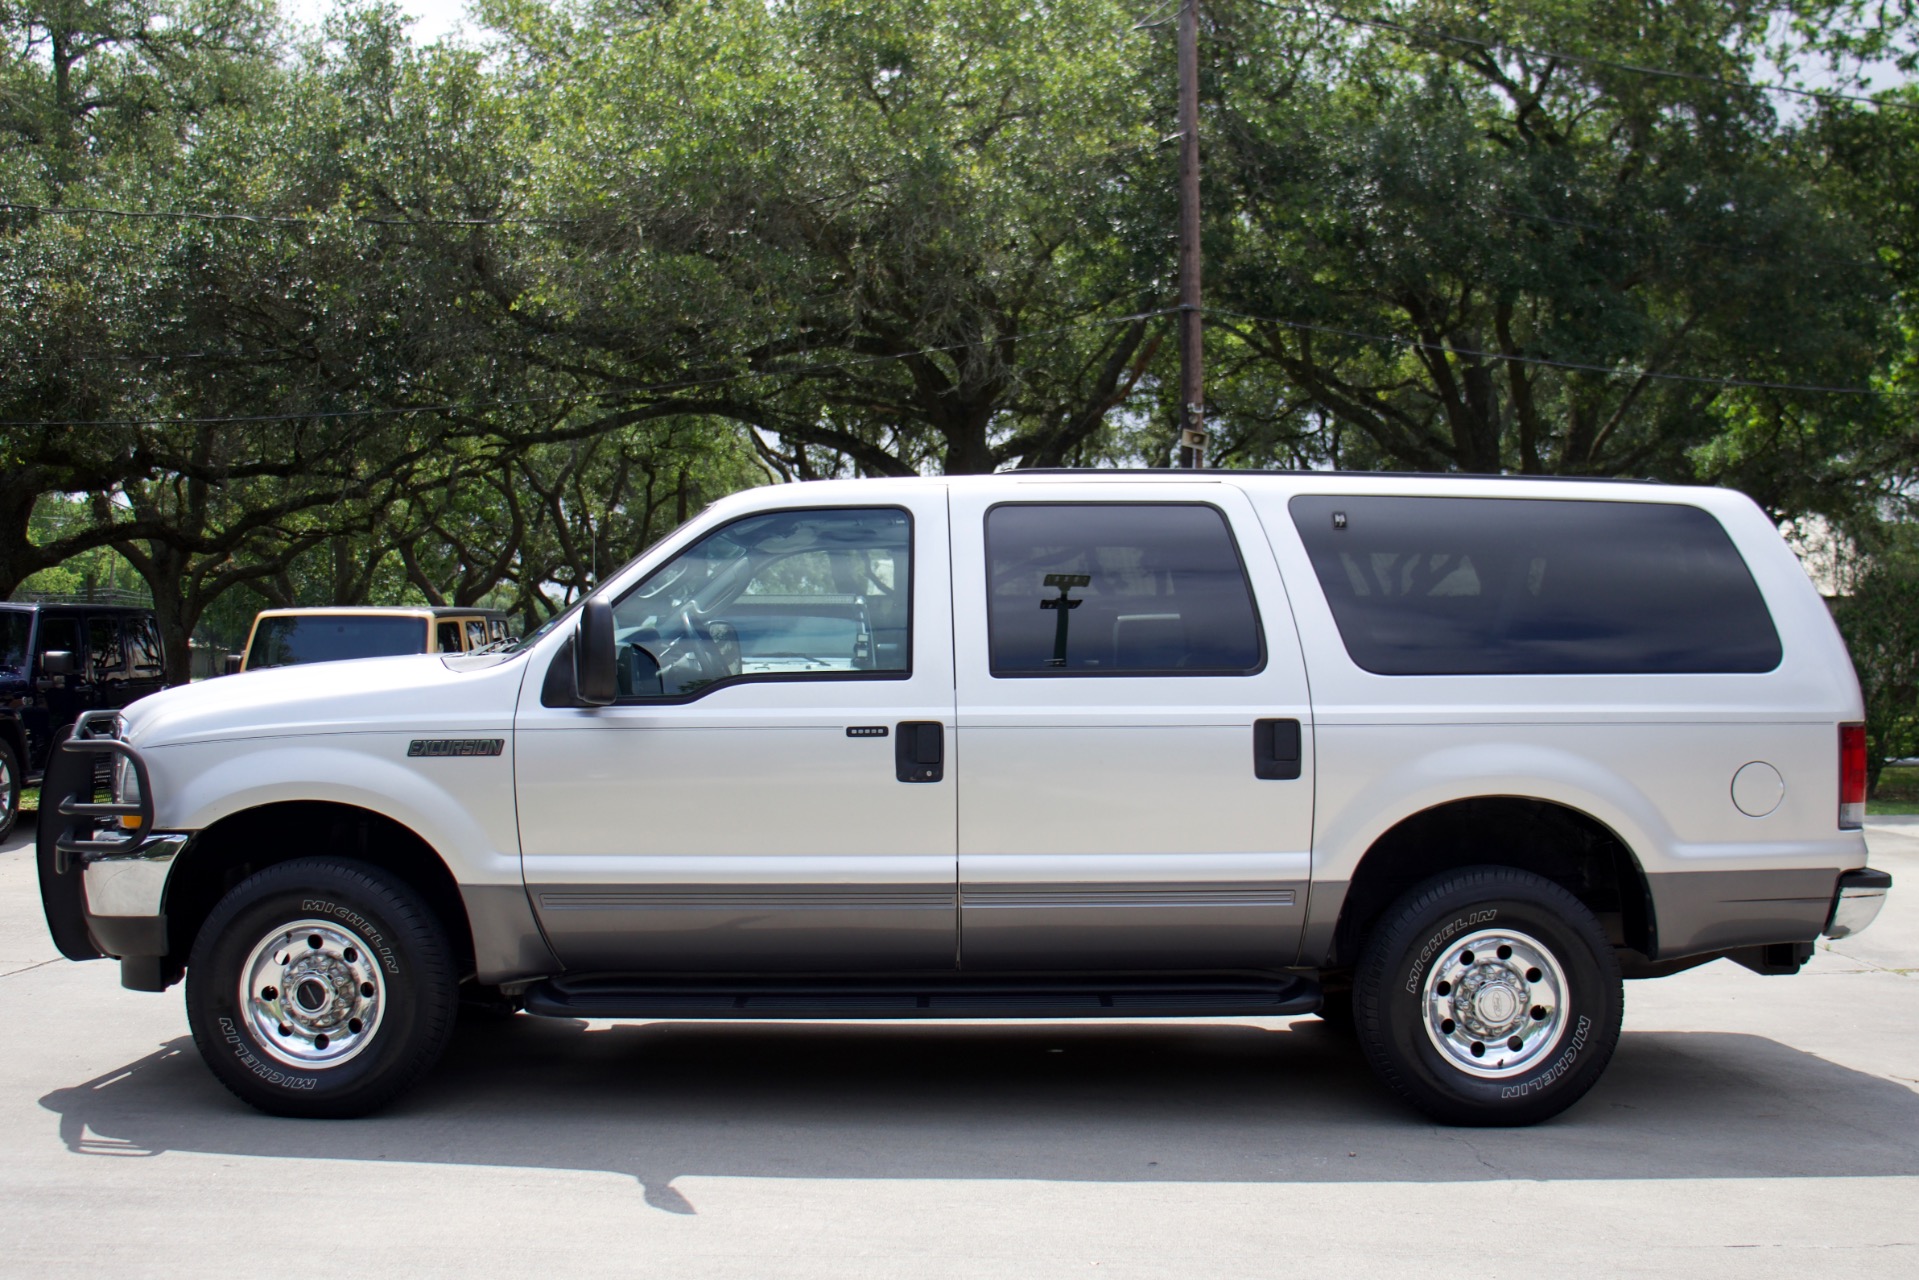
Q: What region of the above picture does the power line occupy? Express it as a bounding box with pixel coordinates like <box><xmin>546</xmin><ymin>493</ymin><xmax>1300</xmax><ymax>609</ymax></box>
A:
<box><xmin>1209</xmin><ymin>306</ymin><xmax>1911</xmax><ymax>397</ymax></box>
<box><xmin>0</xmin><ymin>308</ymin><xmax>1180</xmax><ymax>428</ymax></box>
<box><xmin>1254</xmin><ymin>1</ymin><xmax>1919</xmax><ymax>113</ymax></box>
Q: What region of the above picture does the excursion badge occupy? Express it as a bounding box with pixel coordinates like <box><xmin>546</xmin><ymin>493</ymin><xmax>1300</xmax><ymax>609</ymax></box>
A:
<box><xmin>407</xmin><ymin>738</ymin><xmax>505</xmax><ymax>758</ymax></box>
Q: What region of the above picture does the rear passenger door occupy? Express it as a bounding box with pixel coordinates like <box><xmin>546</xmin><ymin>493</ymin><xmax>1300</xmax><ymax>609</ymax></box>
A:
<box><xmin>950</xmin><ymin>482</ymin><xmax>1314</xmax><ymax>970</ymax></box>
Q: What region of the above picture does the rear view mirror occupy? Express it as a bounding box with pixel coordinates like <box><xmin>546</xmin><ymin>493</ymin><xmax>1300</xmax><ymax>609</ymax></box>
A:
<box><xmin>40</xmin><ymin>650</ymin><xmax>75</xmax><ymax>677</ymax></box>
<box><xmin>575</xmin><ymin>600</ymin><xmax>617</xmax><ymax>706</ymax></box>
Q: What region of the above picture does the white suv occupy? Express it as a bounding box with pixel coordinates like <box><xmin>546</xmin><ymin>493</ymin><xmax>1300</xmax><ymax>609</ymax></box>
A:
<box><xmin>36</xmin><ymin>472</ymin><xmax>1891</xmax><ymax>1125</ymax></box>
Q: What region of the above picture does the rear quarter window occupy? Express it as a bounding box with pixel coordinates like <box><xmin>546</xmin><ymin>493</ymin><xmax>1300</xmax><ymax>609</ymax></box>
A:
<box><xmin>1288</xmin><ymin>495</ymin><xmax>1782</xmax><ymax>675</ymax></box>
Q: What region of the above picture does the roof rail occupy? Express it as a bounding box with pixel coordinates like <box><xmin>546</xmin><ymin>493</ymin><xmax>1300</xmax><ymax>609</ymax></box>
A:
<box><xmin>8</xmin><ymin>589</ymin><xmax>156</xmax><ymax>607</ymax></box>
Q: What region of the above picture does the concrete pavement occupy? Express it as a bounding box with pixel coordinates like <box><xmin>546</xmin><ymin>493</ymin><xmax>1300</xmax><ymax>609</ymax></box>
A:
<box><xmin>1</xmin><ymin>822</ymin><xmax>1914</xmax><ymax>1277</ymax></box>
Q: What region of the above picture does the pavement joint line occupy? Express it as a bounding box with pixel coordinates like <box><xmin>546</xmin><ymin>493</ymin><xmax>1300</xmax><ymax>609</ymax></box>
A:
<box><xmin>0</xmin><ymin>958</ymin><xmax>63</xmax><ymax>980</ymax></box>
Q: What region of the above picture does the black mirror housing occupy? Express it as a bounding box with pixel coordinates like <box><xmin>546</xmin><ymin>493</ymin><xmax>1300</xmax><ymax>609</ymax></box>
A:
<box><xmin>223</xmin><ymin>654</ymin><xmax>244</xmax><ymax>676</ymax></box>
<box><xmin>576</xmin><ymin>599</ymin><xmax>617</xmax><ymax>706</ymax></box>
<box><xmin>40</xmin><ymin>650</ymin><xmax>75</xmax><ymax>677</ymax></box>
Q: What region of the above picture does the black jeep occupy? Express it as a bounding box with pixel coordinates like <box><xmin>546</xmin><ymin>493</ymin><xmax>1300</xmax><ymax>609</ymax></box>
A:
<box><xmin>0</xmin><ymin>603</ymin><xmax>168</xmax><ymax>841</ymax></box>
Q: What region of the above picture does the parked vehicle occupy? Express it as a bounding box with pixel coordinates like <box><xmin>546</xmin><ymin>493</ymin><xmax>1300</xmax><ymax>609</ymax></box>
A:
<box><xmin>35</xmin><ymin>473</ymin><xmax>1891</xmax><ymax>1124</ymax></box>
<box><xmin>0</xmin><ymin>602</ymin><xmax>167</xmax><ymax>840</ymax></box>
<box><xmin>230</xmin><ymin>606</ymin><xmax>515</xmax><ymax>673</ymax></box>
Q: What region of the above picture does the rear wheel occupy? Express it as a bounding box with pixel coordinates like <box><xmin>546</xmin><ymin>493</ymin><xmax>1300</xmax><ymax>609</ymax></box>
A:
<box><xmin>185</xmin><ymin>857</ymin><xmax>457</xmax><ymax>1118</ymax></box>
<box><xmin>1354</xmin><ymin>866</ymin><xmax>1622</xmax><ymax>1126</ymax></box>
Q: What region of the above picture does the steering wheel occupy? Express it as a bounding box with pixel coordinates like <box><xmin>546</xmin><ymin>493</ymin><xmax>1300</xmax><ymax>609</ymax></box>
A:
<box><xmin>705</xmin><ymin>620</ymin><xmax>743</xmax><ymax>678</ymax></box>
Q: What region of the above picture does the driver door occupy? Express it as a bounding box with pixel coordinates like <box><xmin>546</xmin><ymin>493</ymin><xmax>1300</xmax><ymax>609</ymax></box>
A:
<box><xmin>514</xmin><ymin>495</ymin><xmax>958</xmax><ymax>972</ymax></box>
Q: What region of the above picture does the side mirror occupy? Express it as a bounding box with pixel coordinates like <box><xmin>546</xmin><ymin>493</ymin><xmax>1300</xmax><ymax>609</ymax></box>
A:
<box><xmin>575</xmin><ymin>599</ymin><xmax>617</xmax><ymax>706</ymax></box>
<box><xmin>223</xmin><ymin>654</ymin><xmax>245</xmax><ymax>676</ymax></box>
<box><xmin>41</xmin><ymin>650</ymin><xmax>75</xmax><ymax>677</ymax></box>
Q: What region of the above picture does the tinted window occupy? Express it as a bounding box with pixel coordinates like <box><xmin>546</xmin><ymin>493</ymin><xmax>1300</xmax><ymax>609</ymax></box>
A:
<box><xmin>0</xmin><ymin>610</ymin><xmax>27</xmax><ymax>675</ymax></box>
<box><xmin>465</xmin><ymin>620</ymin><xmax>487</xmax><ymax>650</ymax></box>
<box><xmin>36</xmin><ymin>616</ymin><xmax>79</xmax><ymax>667</ymax></box>
<box><xmin>436</xmin><ymin>621</ymin><xmax>463</xmax><ymax>653</ymax></box>
<box><xmin>986</xmin><ymin>504</ymin><xmax>1263</xmax><ymax>676</ymax></box>
<box><xmin>88</xmin><ymin>616</ymin><xmax>126</xmax><ymax>679</ymax></box>
<box><xmin>249</xmin><ymin>616</ymin><xmax>430</xmax><ymax>669</ymax></box>
<box><xmin>1289</xmin><ymin>495</ymin><xmax>1782</xmax><ymax>675</ymax></box>
<box><xmin>612</xmin><ymin>507</ymin><xmax>911</xmax><ymax>699</ymax></box>
<box><xmin>125</xmin><ymin>616</ymin><xmax>164</xmax><ymax>678</ymax></box>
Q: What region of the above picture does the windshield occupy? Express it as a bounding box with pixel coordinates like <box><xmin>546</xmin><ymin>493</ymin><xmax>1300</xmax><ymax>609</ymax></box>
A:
<box><xmin>247</xmin><ymin>615</ymin><xmax>430</xmax><ymax>669</ymax></box>
<box><xmin>499</xmin><ymin>598</ymin><xmax>584</xmax><ymax>655</ymax></box>
<box><xmin>0</xmin><ymin>610</ymin><xmax>27</xmax><ymax>676</ymax></box>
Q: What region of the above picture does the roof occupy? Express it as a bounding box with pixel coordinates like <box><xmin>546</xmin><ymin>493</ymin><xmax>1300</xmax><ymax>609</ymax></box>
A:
<box><xmin>251</xmin><ymin>606</ymin><xmax>511</xmax><ymax>620</ymax></box>
<box><xmin>0</xmin><ymin>601</ymin><xmax>155</xmax><ymax>614</ymax></box>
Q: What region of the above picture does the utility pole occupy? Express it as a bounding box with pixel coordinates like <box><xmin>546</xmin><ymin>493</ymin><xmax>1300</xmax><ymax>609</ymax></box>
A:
<box><xmin>1176</xmin><ymin>0</ymin><xmax>1205</xmax><ymax>469</ymax></box>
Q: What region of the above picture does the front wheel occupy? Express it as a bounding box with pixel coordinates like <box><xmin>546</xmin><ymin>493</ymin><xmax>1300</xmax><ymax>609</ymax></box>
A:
<box><xmin>0</xmin><ymin>737</ymin><xmax>19</xmax><ymax>843</ymax></box>
<box><xmin>1354</xmin><ymin>867</ymin><xmax>1622</xmax><ymax>1126</ymax></box>
<box><xmin>185</xmin><ymin>858</ymin><xmax>457</xmax><ymax>1118</ymax></box>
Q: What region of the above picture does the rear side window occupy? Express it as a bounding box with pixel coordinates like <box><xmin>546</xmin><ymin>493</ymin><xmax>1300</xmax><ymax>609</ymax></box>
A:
<box><xmin>1289</xmin><ymin>495</ymin><xmax>1782</xmax><ymax>675</ymax></box>
<box><xmin>249</xmin><ymin>616</ymin><xmax>430</xmax><ymax>669</ymax></box>
<box><xmin>125</xmin><ymin>616</ymin><xmax>164</xmax><ymax>678</ymax></box>
<box><xmin>0</xmin><ymin>610</ymin><xmax>27</xmax><ymax>675</ymax></box>
<box><xmin>986</xmin><ymin>503</ymin><xmax>1264</xmax><ymax>676</ymax></box>
<box><xmin>88</xmin><ymin>616</ymin><xmax>126</xmax><ymax>678</ymax></box>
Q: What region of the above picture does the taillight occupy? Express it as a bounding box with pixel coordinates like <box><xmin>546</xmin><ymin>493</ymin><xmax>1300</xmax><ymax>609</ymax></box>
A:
<box><xmin>1840</xmin><ymin>723</ymin><xmax>1867</xmax><ymax>829</ymax></box>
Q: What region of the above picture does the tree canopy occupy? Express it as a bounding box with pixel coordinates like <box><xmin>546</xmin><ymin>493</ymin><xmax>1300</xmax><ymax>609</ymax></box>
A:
<box><xmin>3</xmin><ymin>0</ymin><xmax>1917</xmax><ymax>696</ymax></box>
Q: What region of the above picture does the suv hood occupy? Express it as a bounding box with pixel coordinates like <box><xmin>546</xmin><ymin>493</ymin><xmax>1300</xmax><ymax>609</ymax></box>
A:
<box><xmin>123</xmin><ymin>652</ymin><xmax>530</xmax><ymax>748</ymax></box>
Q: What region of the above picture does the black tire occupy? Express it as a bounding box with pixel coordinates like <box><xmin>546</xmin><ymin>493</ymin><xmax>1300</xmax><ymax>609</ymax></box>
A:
<box><xmin>0</xmin><ymin>736</ymin><xmax>19</xmax><ymax>843</ymax></box>
<box><xmin>185</xmin><ymin>857</ymin><xmax>457</xmax><ymax>1118</ymax></box>
<box><xmin>1354</xmin><ymin>866</ymin><xmax>1622</xmax><ymax>1126</ymax></box>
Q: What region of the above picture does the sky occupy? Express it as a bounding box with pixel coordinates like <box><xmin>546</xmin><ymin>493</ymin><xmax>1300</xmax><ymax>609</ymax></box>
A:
<box><xmin>283</xmin><ymin>0</ymin><xmax>474</xmax><ymax>45</ymax></box>
<box><xmin>285</xmin><ymin>0</ymin><xmax>1912</xmax><ymax>98</ymax></box>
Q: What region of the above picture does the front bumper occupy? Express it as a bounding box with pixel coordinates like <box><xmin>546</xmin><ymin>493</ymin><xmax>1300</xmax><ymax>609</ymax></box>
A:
<box><xmin>1824</xmin><ymin>868</ymin><xmax>1892</xmax><ymax>940</ymax></box>
<box><xmin>35</xmin><ymin>712</ymin><xmax>181</xmax><ymax>977</ymax></box>
<box><xmin>80</xmin><ymin>832</ymin><xmax>188</xmax><ymax>955</ymax></box>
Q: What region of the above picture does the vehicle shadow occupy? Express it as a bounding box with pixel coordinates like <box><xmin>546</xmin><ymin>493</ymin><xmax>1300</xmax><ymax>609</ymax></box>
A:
<box><xmin>38</xmin><ymin>1017</ymin><xmax>1919</xmax><ymax>1213</ymax></box>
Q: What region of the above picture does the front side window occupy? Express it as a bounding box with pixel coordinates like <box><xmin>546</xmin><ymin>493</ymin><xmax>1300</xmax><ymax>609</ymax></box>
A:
<box><xmin>436</xmin><ymin>620</ymin><xmax>463</xmax><ymax>653</ymax></box>
<box><xmin>36</xmin><ymin>616</ymin><xmax>79</xmax><ymax>669</ymax></box>
<box><xmin>985</xmin><ymin>503</ymin><xmax>1264</xmax><ymax>676</ymax></box>
<box><xmin>1288</xmin><ymin>495</ymin><xmax>1783</xmax><ymax>675</ymax></box>
<box><xmin>611</xmin><ymin>507</ymin><xmax>912</xmax><ymax>700</ymax></box>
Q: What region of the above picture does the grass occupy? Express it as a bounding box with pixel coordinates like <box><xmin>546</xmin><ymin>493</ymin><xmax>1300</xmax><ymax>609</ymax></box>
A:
<box><xmin>1870</xmin><ymin>764</ymin><xmax>1919</xmax><ymax>816</ymax></box>
<box><xmin>19</xmin><ymin>785</ymin><xmax>36</xmax><ymax>816</ymax></box>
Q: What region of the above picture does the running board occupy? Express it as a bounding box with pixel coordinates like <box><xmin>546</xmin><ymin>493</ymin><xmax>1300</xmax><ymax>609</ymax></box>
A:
<box><xmin>522</xmin><ymin>973</ymin><xmax>1322</xmax><ymax>1020</ymax></box>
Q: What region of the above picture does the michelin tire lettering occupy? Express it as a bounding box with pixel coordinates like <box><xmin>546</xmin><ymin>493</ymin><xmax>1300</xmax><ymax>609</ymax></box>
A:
<box><xmin>301</xmin><ymin>899</ymin><xmax>400</xmax><ymax>974</ymax></box>
<box><xmin>1406</xmin><ymin>909</ymin><xmax>1498</xmax><ymax>993</ymax></box>
<box><xmin>1501</xmin><ymin>1015</ymin><xmax>1593</xmax><ymax>1099</ymax></box>
<box><xmin>219</xmin><ymin>1016</ymin><xmax>316</xmax><ymax>1090</ymax></box>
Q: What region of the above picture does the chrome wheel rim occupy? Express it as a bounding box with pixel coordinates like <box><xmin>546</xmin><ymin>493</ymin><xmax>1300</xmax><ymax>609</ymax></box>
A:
<box><xmin>1421</xmin><ymin>927</ymin><xmax>1569</xmax><ymax>1079</ymax></box>
<box><xmin>0</xmin><ymin>751</ymin><xmax>12</xmax><ymax>817</ymax></box>
<box><xmin>240</xmin><ymin>919</ymin><xmax>386</xmax><ymax>1069</ymax></box>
